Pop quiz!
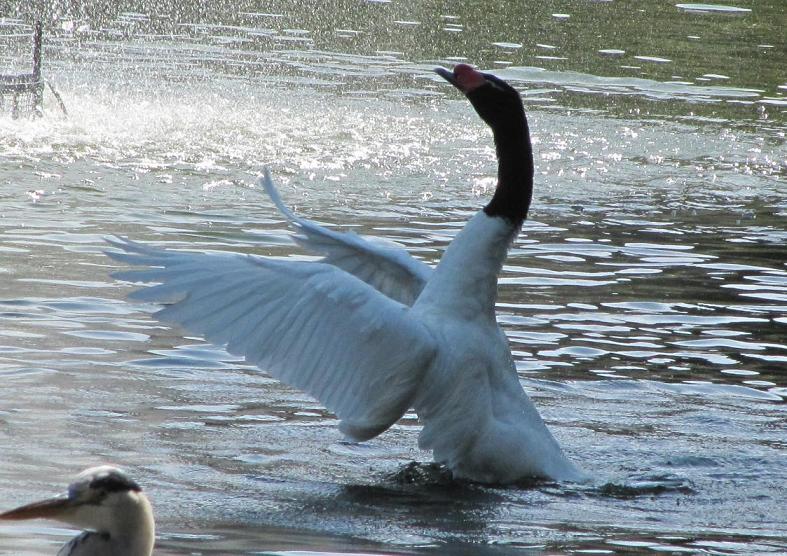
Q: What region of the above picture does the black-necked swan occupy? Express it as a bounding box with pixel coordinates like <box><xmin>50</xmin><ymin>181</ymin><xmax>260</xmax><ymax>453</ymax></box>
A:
<box><xmin>0</xmin><ymin>466</ymin><xmax>155</xmax><ymax>556</ymax></box>
<box><xmin>107</xmin><ymin>64</ymin><xmax>585</xmax><ymax>484</ymax></box>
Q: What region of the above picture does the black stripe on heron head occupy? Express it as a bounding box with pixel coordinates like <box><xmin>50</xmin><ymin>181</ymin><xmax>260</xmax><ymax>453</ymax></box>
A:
<box><xmin>90</xmin><ymin>472</ymin><xmax>142</xmax><ymax>493</ymax></box>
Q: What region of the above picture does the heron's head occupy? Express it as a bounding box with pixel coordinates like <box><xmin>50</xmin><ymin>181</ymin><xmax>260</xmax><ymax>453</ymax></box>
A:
<box><xmin>0</xmin><ymin>465</ymin><xmax>154</xmax><ymax>543</ymax></box>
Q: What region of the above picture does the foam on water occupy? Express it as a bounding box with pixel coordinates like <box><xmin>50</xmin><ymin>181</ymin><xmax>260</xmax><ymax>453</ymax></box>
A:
<box><xmin>495</xmin><ymin>65</ymin><xmax>763</xmax><ymax>102</ymax></box>
<box><xmin>676</xmin><ymin>4</ymin><xmax>753</xmax><ymax>14</ymax></box>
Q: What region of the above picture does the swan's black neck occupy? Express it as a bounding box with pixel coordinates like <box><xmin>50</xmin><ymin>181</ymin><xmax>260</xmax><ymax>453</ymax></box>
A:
<box><xmin>483</xmin><ymin>119</ymin><xmax>533</xmax><ymax>226</ymax></box>
<box><xmin>437</xmin><ymin>66</ymin><xmax>535</xmax><ymax>226</ymax></box>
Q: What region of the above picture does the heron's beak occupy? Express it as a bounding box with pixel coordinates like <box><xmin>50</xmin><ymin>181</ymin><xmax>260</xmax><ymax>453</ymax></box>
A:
<box><xmin>0</xmin><ymin>495</ymin><xmax>74</xmax><ymax>521</ymax></box>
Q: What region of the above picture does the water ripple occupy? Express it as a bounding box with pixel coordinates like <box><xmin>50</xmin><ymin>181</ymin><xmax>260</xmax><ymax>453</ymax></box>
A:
<box><xmin>1</xmin><ymin>5</ymin><xmax>785</xmax><ymax>554</ymax></box>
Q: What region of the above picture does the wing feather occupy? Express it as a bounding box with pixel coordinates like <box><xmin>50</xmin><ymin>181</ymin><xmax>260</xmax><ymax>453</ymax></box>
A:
<box><xmin>260</xmin><ymin>169</ymin><xmax>432</xmax><ymax>305</ymax></box>
<box><xmin>106</xmin><ymin>237</ymin><xmax>436</xmax><ymax>441</ymax></box>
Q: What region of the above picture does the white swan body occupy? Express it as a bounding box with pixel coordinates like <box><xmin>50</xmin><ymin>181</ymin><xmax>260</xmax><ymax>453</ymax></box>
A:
<box><xmin>411</xmin><ymin>212</ymin><xmax>581</xmax><ymax>482</ymax></box>
<box><xmin>107</xmin><ymin>65</ymin><xmax>584</xmax><ymax>483</ymax></box>
<box><xmin>106</xmin><ymin>191</ymin><xmax>582</xmax><ymax>483</ymax></box>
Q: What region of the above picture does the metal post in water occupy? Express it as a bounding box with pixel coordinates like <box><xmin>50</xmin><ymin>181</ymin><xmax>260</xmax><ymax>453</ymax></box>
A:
<box><xmin>32</xmin><ymin>21</ymin><xmax>43</xmax><ymax>116</ymax></box>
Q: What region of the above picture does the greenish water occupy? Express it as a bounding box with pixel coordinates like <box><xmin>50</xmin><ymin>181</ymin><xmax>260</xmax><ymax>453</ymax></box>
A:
<box><xmin>7</xmin><ymin>0</ymin><xmax>787</xmax><ymax>116</ymax></box>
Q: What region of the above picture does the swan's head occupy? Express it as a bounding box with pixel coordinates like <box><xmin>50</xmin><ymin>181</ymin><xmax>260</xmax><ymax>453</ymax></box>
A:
<box><xmin>0</xmin><ymin>466</ymin><xmax>155</xmax><ymax>554</ymax></box>
<box><xmin>435</xmin><ymin>64</ymin><xmax>525</xmax><ymax>132</ymax></box>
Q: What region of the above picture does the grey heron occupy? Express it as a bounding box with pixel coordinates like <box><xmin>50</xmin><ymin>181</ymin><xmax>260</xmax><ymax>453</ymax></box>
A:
<box><xmin>0</xmin><ymin>466</ymin><xmax>154</xmax><ymax>556</ymax></box>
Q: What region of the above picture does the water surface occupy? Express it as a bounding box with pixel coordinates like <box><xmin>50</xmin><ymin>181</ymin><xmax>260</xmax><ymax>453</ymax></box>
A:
<box><xmin>1</xmin><ymin>1</ymin><xmax>785</xmax><ymax>554</ymax></box>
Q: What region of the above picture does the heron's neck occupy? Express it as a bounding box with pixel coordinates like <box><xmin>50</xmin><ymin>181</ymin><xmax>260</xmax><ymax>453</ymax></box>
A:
<box><xmin>483</xmin><ymin>123</ymin><xmax>533</xmax><ymax>225</ymax></box>
<box><xmin>110</xmin><ymin>528</ymin><xmax>155</xmax><ymax>556</ymax></box>
<box><xmin>107</xmin><ymin>496</ymin><xmax>155</xmax><ymax>556</ymax></box>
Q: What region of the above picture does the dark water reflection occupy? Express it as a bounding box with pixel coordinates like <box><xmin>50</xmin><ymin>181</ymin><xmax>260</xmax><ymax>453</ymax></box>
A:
<box><xmin>1</xmin><ymin>0</ymin><xmax>786</xmax><ymax>554</ymax></box>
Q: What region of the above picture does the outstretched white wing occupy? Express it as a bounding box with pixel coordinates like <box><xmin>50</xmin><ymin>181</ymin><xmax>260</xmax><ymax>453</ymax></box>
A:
<box><xmin>107</xmin><ymin>237</ymin><xmax>436</xmax><ymax>441</ymax></box>
<box><xmin>260</xmin><ymin>169</ymin><xmax>432</xmax><ymax>306</ymax></box>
